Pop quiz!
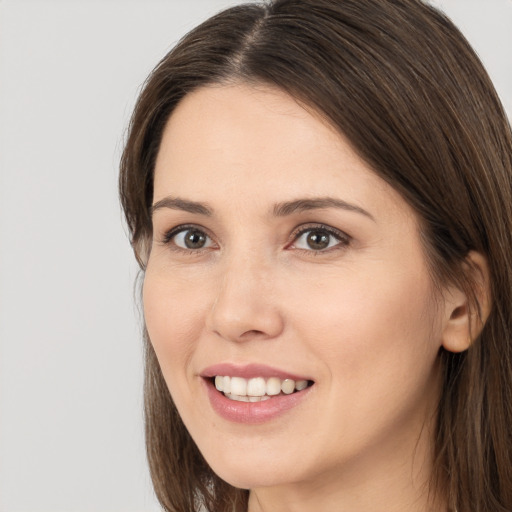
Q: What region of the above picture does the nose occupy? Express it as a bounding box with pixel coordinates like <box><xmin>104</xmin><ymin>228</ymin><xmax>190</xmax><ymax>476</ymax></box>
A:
<box><xmin>206</xmin><ymin>256</ymin><xmax>285</xmax><ymax>343</ymax></box>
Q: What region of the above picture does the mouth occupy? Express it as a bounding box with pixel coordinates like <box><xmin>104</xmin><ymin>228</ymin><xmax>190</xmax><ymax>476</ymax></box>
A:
<box><xmin>210</xmin><ymin>375</ymin><xmax>315</xmax><ymax>402</ymax></box>
<box><xmin>200</xmin><ymin>363</ymin><xmax>315</xmax><ymax>423</ymax></box>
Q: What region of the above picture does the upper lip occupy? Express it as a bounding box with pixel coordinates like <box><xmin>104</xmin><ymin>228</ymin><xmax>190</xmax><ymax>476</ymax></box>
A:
<box><xmin>200</xmin><ymin>363</ymin><xmax>313</xmax><ymax>381</ymax></box>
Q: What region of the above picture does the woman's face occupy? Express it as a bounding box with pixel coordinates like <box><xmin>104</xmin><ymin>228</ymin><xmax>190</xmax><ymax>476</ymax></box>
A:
<box><xmin>144</xmin><ymin>84</ymin><xmax>447</xmax><ymax>494</ymax></box>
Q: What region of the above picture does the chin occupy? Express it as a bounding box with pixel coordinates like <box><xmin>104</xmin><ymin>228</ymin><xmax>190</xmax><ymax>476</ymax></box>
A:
<box><xmin>200</xmin><ymin>443</ymin><xmax>304</xmax><ymax>490</ymax></box>
<box><xmin>211</xmin><ymin>463</ymin><xmax>293</xmax><ymax>490</ymax></box>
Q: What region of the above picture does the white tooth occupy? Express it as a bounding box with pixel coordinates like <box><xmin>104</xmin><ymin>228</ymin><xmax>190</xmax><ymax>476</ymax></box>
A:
<box><xmin>230</xmin><ymin>377</ymin><xmax>248</xmax><ymax>396</ymax></box>
<box><xmin>281</xmin><ymin>379</ymin><xmax>295</xmax><ymax>394</ymax></box>
<box><xmin>295</xmin><ymin>380</ymin><xmax>308</xmax><ymax>391</ymax></box>
<box><xmin>223</xmin><ymin>376</ymin><xmax>231</xmax><ymax>394</ymax></box>
<box><xmin>215</xmin><ymin>376</ymin><xmax>224</xmax><ymax>392</ymax></box>
<box><xmin>226</xmin><ymin>393</ymin><xmax>249</xmax><ymax>402</ymax></box>
<box><xmin>247</xmin><ymin>377</ymin><xmax>266</xmax><ymax>396</ymax></box>
<box><xmin>266</xmin><ymin>377</ymin><xmax>282</xmax><ymax>396</ymax></box>
<box><xmin>249</xmin><ymin>395</ymin><xmax>271</xmax><ymax>402</ymax></box>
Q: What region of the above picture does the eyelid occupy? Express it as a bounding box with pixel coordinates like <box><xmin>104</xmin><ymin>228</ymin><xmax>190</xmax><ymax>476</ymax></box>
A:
<box><xmin>288</xmin><ymin>223</ymin><xmax>351</xmax><ymax>251</ymax></box>
<box><xmin>158</xmin><ymin>222</ymin><xmax>350</xmax><ymax>253</ymax></box>
<box><xmin>160</xmin><ymin>224</ymin><xmax>217</xmax><ymax>251</ymax></box>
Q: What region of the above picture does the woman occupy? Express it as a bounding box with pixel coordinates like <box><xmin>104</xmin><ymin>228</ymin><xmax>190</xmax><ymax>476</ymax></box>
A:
<box><xmin>119</xmin><ymin>0</ymin><xmax>512</xmax><ymax>510</ymax></box>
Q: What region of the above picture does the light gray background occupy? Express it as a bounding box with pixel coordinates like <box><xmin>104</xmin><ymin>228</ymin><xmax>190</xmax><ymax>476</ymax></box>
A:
<box><xmin>0</xmin><ymin>1</ymin><xmax>510</xmax><ymax>511</ymax></box>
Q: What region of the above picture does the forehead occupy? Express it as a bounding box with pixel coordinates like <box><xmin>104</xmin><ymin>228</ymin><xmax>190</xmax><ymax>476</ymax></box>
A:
<box><xmin>155</xmin><ymin>84</ymin><xmax>349</xmax><ymax>182</ymax></box>
<box><xmin>153</xmin><ymin>83</ymin><xmax>412</xmax><ymax>224</ymax></box>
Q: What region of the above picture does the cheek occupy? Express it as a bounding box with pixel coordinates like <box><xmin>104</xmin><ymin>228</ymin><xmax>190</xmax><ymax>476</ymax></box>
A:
<box><xmin>282</xmin><ymin>266</ymin><xmax>443</xmax><ymax>458</ymax></box>
<box><xmin>142</xmin><ymin>268</ymin><xmax>207</xmax><ymax>383</ymax></box>
<box><xmin>287</xmin><ymin>261</ymin><xmax>441</xmax><ymax>387</ymax></box>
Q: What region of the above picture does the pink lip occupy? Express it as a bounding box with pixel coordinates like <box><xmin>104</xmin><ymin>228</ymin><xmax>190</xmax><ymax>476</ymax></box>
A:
<box><xmin>200</xmin><ymin>363</ymin><xmax>311</xmax><ymax>381</ymax></box>
<box><xmin>203</xmin><ymin>379</ymin><xmax>313</xmax><ymax>424</ymax></box>
<box><xmin>200</xmin><ymin>363</ymin><xmax>314</xmax><ymax>424</ymax></box>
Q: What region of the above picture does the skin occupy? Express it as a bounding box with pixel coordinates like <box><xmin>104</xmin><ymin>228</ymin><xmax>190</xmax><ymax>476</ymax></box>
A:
<box><xmin>143</xmin><ymin>83</ymin><xmax>468</xmax><ymax>512</ymax></box>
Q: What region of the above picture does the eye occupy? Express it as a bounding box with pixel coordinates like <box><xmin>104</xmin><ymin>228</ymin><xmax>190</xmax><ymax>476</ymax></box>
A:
<box><xmin>164</xmin><ymin>226</ymin><xmax>214</xmax><ymax>251</ymax></box>
<box><xmin>291</xmin><ymin>226</ymin><xmax>349</xmax><ymax>252</ymax></box>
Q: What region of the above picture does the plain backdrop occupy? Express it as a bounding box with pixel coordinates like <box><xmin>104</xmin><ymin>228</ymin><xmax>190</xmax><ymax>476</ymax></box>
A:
<box><xmin>0</xmin><ymin>1</ymin><xmax>510</xmax><ymax>511</ymax></box>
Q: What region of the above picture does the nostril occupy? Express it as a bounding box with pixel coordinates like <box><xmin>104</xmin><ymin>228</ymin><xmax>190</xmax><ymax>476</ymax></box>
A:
<box><xmin>239</xmin><ymin>329</ymin><xmax>266</xmax><ymax>339</ymax></box>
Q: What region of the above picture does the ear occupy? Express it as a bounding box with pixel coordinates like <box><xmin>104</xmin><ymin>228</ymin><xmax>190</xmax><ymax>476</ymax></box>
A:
<box><xmin>441</xmin><ymin>251</ymin><xmax>492</xmax><ymax>353</ymax></box>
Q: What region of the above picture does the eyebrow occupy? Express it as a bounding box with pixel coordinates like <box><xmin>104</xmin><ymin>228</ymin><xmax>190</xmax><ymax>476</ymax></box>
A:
<box><xmin>273</xmin><ymin>197</ymin><xmax>375</xmax><ymax>221</ymax></box>
<box><xmin>151</xmin><ymin>195</ymin><xmax>374</xmax><ymax>221</ymax></box>
<box><xmin>151</xmin><ymin>197</ymin><xmax>213</xmax><ymax>216</ymax></box>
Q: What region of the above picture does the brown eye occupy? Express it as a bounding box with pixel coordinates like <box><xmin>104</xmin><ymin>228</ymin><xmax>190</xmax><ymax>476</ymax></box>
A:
<box><xmin>293</xmin><ymin>226</ymin><xmax>348</xmax><ymax>252</ymax></box>
<box><xmin>172</xmin><ymin>228</ymin><xmax>213</xmax><ymax>250</ymax></box>
<box><xmin>306</xmin><ymin>231</ymin><xmax>331</xmax><ymax>250</ymax></box>
<box><xmin>184</xmin><ymin>230</ymin><xmax>207</xmax><ymax>249</ymax></box>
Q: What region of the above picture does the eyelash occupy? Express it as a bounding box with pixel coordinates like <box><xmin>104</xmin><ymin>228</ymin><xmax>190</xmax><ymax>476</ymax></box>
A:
<box><xmin>160</xmin><ymin>223</ymin><xmax>351</xmax><ymax>255</ymax></box>
<box><xmin>161</xmin><ymin>224</ymin><xmax>215</xmax><ymax>255</ymax></box>
<box><xmin>289</xmin><ymin>224</ymin><xmax>351</xmax><ymax>253</ymax></box>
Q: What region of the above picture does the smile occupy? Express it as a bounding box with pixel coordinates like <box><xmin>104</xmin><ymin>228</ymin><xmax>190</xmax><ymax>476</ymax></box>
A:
<box><xmin>201</xmin><ymin>363</ymin><xmax>315</xmax><ymax>423</ymax></box>
<box><xmin>214</xmin><ymin>375</ymin><xmax>311</xmax><ymax>401</ymax></box>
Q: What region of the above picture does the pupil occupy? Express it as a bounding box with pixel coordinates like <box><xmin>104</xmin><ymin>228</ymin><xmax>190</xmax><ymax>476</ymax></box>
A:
<box><xmin>307</xmin><ymin>231</ymin><xmax>330</xmax><ymax>250</ymax></box>
<box><xmin>185</xmin><ymin>230</ymin><xmax>206</xmax><ymax>249</ymax></box>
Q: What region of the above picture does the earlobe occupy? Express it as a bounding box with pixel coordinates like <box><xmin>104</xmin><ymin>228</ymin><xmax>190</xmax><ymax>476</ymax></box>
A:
<box><xmin>441</xmin><ymin>251</ymin><xmax>492</xmax><ymax>353</ymax></box>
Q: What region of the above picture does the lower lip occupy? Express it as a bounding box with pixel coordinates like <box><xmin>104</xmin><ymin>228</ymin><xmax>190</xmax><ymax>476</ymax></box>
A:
<box><xmin>203</xmin><ymin>378</ymin><xmax>313</xmax><ymax>424</ymax></box>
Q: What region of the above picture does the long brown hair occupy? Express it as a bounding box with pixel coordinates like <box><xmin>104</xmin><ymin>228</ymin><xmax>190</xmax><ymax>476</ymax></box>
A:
<box><xmin>119</xmin><ymin>1</ymin><xmax>512</xmax><ymax>510</ymax></box>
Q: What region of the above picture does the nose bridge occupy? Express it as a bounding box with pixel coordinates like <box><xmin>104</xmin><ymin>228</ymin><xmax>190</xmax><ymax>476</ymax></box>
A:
<box><xmin>226</xmin><ymin>240</ymin><xmax>268</xmax><ymax>284</ymax></box>
<box><xmin>207</xmin><ymin>243</ymin><xmax>284</xmax><ymax>342</ymax></box>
